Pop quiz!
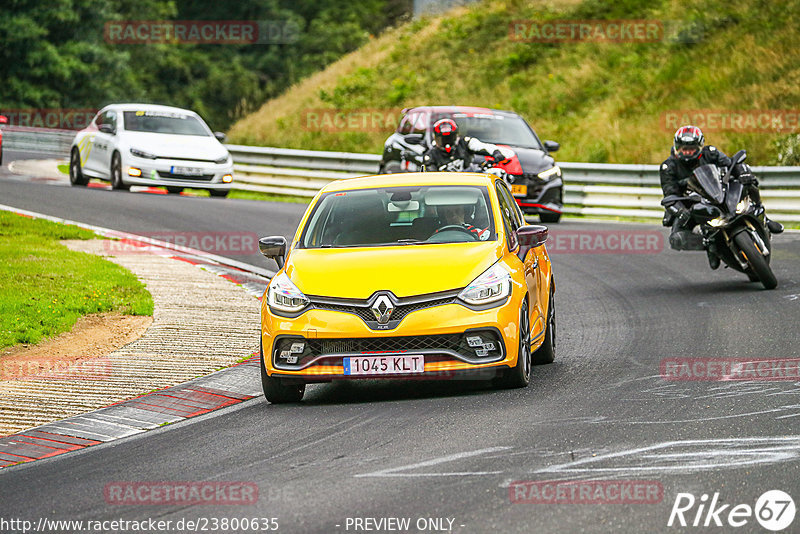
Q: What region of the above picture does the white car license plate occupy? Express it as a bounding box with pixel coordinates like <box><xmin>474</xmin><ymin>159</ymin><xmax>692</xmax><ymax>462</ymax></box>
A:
<box><xmin>343</xmin><ymin>355</ymin><xmax>424</xmax><ymax>376</ymax></box>
<box><xmin>170</xmin><ymin>166</ymin><xmax>204</xmax><ymax>176</ymax></box>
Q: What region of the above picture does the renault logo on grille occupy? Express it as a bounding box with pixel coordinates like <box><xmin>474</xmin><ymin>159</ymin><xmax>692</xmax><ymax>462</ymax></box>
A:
<box><xmin>371</xmin><ymin>295</ymin><xmax>394</xmax><ymax>325</ymax></box>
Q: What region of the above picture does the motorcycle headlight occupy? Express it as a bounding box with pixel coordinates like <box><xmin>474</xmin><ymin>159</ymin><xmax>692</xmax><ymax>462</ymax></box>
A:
<box><xmin>458</xmin><ymin>263</ymin><xmax>512</xmax><ymax>306</ymax></box>
<box><xmin>708</xmin><ymin>217</ymin><xmax>726</xmax><ymax>228</ymax></box>
<box><xmin>736</xmin><ymin>199</ymin><xmax>749</xmax><ymax>214</ymax></box>
<box><xmin>537</xmin><ymin>165</ymin><xmax>561</xmax><ymax>181</ymax></box>
<box><xmin>214</xmin><ymin>154</ymin><xmax>230</xmax><ymax>164</ymax></box>
<box><xmin>130</xmin><ymin>148</ymin><xmax>157</xmax><ymax>159</ymax></box>
<box><xmin>267</xmin><ymin>273</ymin><xmax>309</xmax><ymax>314</ymax></box>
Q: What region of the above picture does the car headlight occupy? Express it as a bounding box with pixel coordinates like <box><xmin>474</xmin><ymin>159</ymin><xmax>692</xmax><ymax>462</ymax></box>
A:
<box><xmin>267</xmin><ymin>272</ymin><xmax>309</xmax><ymax>314</ymax></box>
<box><xmin>130</xmin><ymin>148</ymin><xmax>157</xmax><ymax>159</ymax></box>
<box><xmin>458</xmin><ymin>263</ymin><xmax>512</xmax><ymax>306</ymax></box>
<box><xmin>537</xmin><ymin>165</ymin><xmax>561</xmax><ymax>181</ymax></box>
<box><xmin>214</xmin><ymin>154</ymin><xmax>230</xmax><ymax>164</ymax></box>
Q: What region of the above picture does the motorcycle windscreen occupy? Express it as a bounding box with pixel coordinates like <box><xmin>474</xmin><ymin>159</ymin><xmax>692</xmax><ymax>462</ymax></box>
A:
<box><xmin>689</xmin><ymin>164</ymin><xmax>724</xmax><ymax>204</ymax></box>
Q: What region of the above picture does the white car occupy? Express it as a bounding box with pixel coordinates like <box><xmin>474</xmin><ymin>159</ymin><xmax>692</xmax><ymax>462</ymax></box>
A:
<box><xmin>69</xmin><ymin>103</ymin><xmax>234</xmax><ymax>197</ymax></box>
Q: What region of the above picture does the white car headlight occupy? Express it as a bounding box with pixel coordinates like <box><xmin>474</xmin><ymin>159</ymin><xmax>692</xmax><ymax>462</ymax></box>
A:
<box><xmin>458</xmin><ymin>263</ymin><xmax>512</xmax><ymax>306</ymax></box>
<box><xmin>214</xmin><ymin>154</ymin><xmax>230</xmax><ymax>164</ymax></box>
<box><xmin>267</xmin><ymin>272</ymin><xmax>309</xmax><ymax>313</ymax></box>
<box><xmin>130</xmin><ymin>148</ymin><xmax>157</xmax><ymax>159</ymax></box>
<box><xmin>537</xmin><ymin>165</ymin><xmax>561</xmax><ymax>181</ymax></box>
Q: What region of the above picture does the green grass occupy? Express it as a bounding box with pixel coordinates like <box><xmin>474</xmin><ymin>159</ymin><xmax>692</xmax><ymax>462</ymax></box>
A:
<box><xmin>228</xmin><ymin>0</ymin><xmax>800</xmax><ymax>166</ymax></box>
<box><xmin>0</xmin><ymin>211</ymin><xmax>154</xmax><ymax>350</ymax></box>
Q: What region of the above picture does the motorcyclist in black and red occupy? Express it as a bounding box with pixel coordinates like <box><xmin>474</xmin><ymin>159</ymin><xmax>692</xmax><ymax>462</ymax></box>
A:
<box><xmin>660</xmin><ymin>125</ymin><xmax>783</xmax><ymax>264</ymax></box>
<box><xmin>422</xmin><ymin>118</ymin><xmax>514</xmax><ymax>172</ymax></box>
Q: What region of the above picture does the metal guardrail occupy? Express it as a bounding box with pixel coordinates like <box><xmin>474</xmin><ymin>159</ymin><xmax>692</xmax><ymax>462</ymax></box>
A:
<box><xmin>4</xmin><ymin>129</ymin><xmax>800</xmax><ymax>222</ymax></box>
<box><xmin>227</xmin><ymin>145</ymin><xmax>800</xmax><ymax>222</ymax></box>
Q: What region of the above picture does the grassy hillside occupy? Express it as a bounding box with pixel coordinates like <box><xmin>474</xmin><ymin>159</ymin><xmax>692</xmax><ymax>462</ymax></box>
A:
<box><xmin>228</xmin><ymin>0</ymin><xmax>800</xmax><ymax>165</ymax></box>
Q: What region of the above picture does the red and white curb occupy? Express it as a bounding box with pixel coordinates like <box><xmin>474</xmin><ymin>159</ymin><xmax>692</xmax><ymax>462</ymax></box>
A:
<box><xmin>0</xmin><ymin>205</ymin><xmax>273</xmax><ymax>468</ymax></box>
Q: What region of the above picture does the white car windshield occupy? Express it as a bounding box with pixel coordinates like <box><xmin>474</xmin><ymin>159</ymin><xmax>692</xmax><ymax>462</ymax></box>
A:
<box><xmin>122</xmin><ymin>111</ymin><xmax>210</xmax><ymax>136</ymax></box>
<box><xmin>300</xmin><ymin>185</ymin><xmax>496</xmax><ymax>248</ymax></box>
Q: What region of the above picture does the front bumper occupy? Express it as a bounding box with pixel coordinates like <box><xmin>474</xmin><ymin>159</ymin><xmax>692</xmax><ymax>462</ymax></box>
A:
<box><xmin>261</xmin><ymin>294</ymin><xmax>540</xmax><ymax>382</ymax></box>
<box><xmin>122</xmin><ymin>155</ymin><xmax>233</xmax><ymax>189</ymax></box>
<box><xmin>511</xmin><ymin>176</ymin><xmax>563</xmax><ymax>215</ymax></box>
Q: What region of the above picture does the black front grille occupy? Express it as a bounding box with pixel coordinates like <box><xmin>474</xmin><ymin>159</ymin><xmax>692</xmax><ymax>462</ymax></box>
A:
<box><xmin>157</xmin><ymin>171</ymin><xmax>214</xmax><ymax>181</ymax></box>
<box><xmin>273</xmin><ymin>330</ymin><xmax>504</xmax><ymax>370</ymax></box>
<box><xmin>315</xmin><ymin>334</ymin><xmax>462</xmax><ymax>354</ymax></box>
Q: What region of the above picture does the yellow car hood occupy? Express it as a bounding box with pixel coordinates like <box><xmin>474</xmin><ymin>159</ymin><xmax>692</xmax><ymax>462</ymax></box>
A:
<box><xmin>285</xmin><ymin>242</ymin><xmax>503</xmax><ymax>299</ymax></box>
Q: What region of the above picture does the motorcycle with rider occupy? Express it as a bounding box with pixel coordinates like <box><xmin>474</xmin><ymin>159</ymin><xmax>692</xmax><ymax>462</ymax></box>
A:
<box><xmin>420</xmin><ymin>118</ymin><xmax>515</xmax><ymax>173</ymax></box>
<box><xmin>660</xmin><ymin>125</ymin><xmax>783</xmax><ymax>289</ymax></box>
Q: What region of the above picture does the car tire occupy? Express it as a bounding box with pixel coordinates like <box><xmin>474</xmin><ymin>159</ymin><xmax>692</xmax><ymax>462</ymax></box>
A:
<box><xmin>69</xmin><ymin>148</ymin><xmax>89</xmax><ymax>186</ymax></box>
<box><xmin>494</xmin><ymin>300</ymin><xmax>532</xmax><ymax>389</ymax></box>
<box><xmin>539</xmin><ymin>212</ymin><xmax>561</xmax><ymax>223</ymax></box>
<box><xmin>531</xmin><ymin>283</ymin><xmax>556</xmax><ymax>365</ymax></box>
<box><xmin>166</xmin><ymin>186</ymin><xmax>183</xmax><ymax>194</ymax></box>
<box><xmin>110</xmin><ymin>152</ymin><xmax>129</xmax><ymax>191</ymax></box>
<box><xmin>209</xmin><ymin>189</ymin><xmax>229</xmax><ymax>198</ymax></box>
<box><xmin>261</xmin><ymin>342</ymin><xmax>305</xmax><ymax>403</ymax></box>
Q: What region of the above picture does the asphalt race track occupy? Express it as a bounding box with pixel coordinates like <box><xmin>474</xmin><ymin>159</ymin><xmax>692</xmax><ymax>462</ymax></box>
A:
<box><xmin>2</xmin><ymin>155</ymin><xmax>800</xmax><ymax>533</ymax></box>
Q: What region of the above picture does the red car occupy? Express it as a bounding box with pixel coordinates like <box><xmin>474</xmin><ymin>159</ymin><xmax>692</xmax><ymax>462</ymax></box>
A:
<box><xmin>379</xmin><ymin>106</ymin><xmax>563</xmax><ymax>223</ymax></box>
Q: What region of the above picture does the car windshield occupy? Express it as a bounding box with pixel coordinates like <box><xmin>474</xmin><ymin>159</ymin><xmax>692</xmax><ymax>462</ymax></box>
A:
<box><xmin>431</xmin><ymin>112</ymin><xmax>542</xmax><ymax>149</ymax></box>
<box><xmin>122</xmin><ymin>111</ymin><xmax>210</xmax><ymax>136</ymax></box>
<box><xmin>300</xmin><ymin>185</ymin><xmax>496</xmax><ymax>248</ymax></box>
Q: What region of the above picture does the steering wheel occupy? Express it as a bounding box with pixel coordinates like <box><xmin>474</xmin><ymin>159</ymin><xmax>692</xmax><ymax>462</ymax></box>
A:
<box><xmin>434</xmin><ymin>225</ymin><xmax>479</xmax><ymax>240</ymax></box>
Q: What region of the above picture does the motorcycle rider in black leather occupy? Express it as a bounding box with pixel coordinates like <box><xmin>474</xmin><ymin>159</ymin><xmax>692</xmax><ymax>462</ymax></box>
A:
<box><xmin>660</xmin><ymin>125</ymin><xmax>783</xmax><ymax>268</ymax></box>
<box><xmin>422</xmin><ymin>118</ymin><xmax>514</xmax><ymax>172</ymax></box>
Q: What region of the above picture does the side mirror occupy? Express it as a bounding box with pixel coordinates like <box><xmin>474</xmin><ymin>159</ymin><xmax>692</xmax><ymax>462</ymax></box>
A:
<box><xmin>214</xmin><ymin>131</ymin><xmax>226</xmax><ymax>142</ymax></box>
<box><xmin>259</xmin><ymin>236</ymin><xmax>287</xmax><ymax>269</ymax></box>
<box><xmin>516</xmin><ymin>224</ymin><xmax>548</xmax><ymax>259</ymax></box>
<box><xmin>404</xmin><ymin>133</ymin><xmax>424</xmax><ymax>145</ymax></box>
<box><xmin>0</xmin><ymin>115</ymin><xmax>8</xmax><ymax>125</ymax></box>
<box><xmin>517</xmin><ymin>225</ymin><xmax>548</xmax><ymax>247</ymax></box>
<box><xmin>98</xmin><ymin>123</ymin><xmax>115</xmax><ymax>135</ymax></box>
<box><xmin>543</xmin><ymin>140</ymin><xmax>560</xmax><ymax>153</ymax></box>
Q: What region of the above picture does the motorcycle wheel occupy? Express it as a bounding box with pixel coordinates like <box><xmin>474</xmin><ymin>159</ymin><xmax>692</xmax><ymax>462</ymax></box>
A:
<box><xmin>733</xmin><ymin>231</ymin><xmax>777</xmax><ymax>289</ymax></box>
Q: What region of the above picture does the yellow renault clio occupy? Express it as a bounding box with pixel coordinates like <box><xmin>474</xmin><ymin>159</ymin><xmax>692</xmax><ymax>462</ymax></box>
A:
<box><xmin>258</xmin><ymin>172</ymin><xmax>555</xmax><ymax>403</ymax></box>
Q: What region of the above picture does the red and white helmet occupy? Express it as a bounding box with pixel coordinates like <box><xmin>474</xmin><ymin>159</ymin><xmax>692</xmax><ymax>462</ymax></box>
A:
<box><xmin>673</xmin><ymin>125</ymin><xmax>704</xmax><ymax>163</ymax></box>
<box><xmin>432</xmin><ymin>118</ymin><xmax>458</xmax><ymax>153</ymax></box>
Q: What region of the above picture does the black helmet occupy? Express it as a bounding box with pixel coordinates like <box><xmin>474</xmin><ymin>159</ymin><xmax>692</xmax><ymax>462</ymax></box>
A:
<box><xmin>432</xmin><ymin>118</ymin><xmax>458</xmax><ymax>154</ymax></box>
<box><xmin>673</xmin><ymin>125</ymin><xmax>704</xmax><ymax>163</ymax></box>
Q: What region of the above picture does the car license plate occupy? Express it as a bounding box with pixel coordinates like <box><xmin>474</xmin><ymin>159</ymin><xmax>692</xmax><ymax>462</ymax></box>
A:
<box><xmin>170</xmin><ymin>166</ymin><xmax>204</xmax><ymax>176</ymax></box>
<box><xmin>343</xmin><ymin>355</ymin><xmax>424</xmax><ymax>376</ymax></box>
<box><xmin>511</xmin><ymin>184</ymin><xmax>527</xmax><ymax>196</ymax></box>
